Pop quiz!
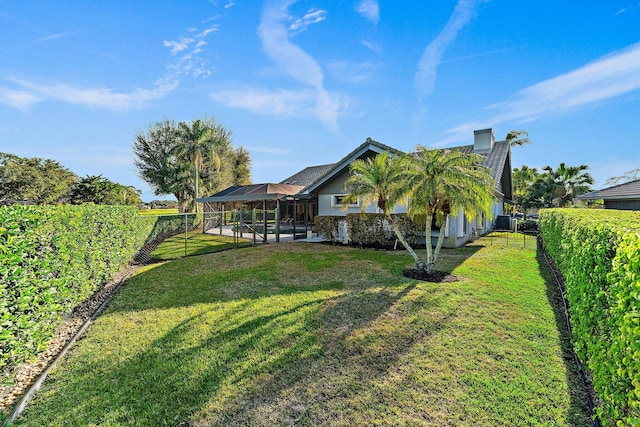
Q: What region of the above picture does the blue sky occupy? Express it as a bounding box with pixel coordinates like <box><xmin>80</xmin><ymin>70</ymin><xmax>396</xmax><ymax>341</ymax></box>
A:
<box><xmin>1</xmin><ymin>1</ymin><xmax>639</xmax><ymax>201</ymax></box>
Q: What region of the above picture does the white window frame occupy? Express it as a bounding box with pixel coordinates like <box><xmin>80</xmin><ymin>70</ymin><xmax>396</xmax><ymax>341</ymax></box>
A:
<box><xmin>331</xmin><ymin>194</ymin><xmax>360</xmax><ymax>208</ymax></box>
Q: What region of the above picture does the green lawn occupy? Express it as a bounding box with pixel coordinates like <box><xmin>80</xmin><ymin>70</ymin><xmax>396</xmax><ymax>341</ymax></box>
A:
<box><xmin>138</xmin><ymin>208</ymin><xmax>180</xmax><ymax>215</ymax></box>
<box><xmin>16</xmin><ymin>235</ymin><xmax>590</xmax><ymax>426</ymax></box>
<box><xmin>149</xmin><ymin>230</ymin><xmax>251</xmax><ymax>261</ymax></box>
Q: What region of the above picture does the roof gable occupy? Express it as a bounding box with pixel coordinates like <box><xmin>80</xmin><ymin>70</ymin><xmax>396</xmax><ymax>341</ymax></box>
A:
<box><xmin>303</xmin><ymin>137</ymin><xmax>512</xmax><ymax>200</ymax></box>
<box><xmin>303</xmin><ymin>138</ymin><xmax>404</xmax><ymax>194</ymax></box>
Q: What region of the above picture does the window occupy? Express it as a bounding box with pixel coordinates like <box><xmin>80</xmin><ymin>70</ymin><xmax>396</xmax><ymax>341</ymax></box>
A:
<box><xmin>331</xmin><ymin>194</ymin><xmax>359</xmax><ymax>208</ymax></box>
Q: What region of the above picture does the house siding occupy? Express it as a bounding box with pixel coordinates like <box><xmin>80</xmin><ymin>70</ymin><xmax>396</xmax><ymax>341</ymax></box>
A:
<box><xmin>604</xmin><ymin>200</ymin><xmax>640</xmax><ymax>210</ymax></box>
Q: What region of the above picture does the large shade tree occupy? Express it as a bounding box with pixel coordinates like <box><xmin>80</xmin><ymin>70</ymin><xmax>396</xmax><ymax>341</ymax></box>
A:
<box><xmin>173</xmin><ymin>119</ymin><xmax>229</xmax><ymax>213</ymax></box>
<box><xmin>0</xmin><ymin>153</ymin><xmax>77</xmax><ymax>204</ymax></box>
<box><xmin>69</xmin><ymin>175</ymin><xmax>142</xmax><ymax>205</ymax></box>
<box><xmin>133</xmin><ymin>117</ymin><xmax>251</xmax><ymax>212</ymax></box>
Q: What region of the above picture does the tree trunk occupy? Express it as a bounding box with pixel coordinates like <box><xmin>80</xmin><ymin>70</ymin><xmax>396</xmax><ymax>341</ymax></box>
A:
<box><xmin>387</xmin><ymin>215</ymin><xmax>426</xmax><ymax>271</ymax></box>
<box><xmin>425</xmin><ymin>213</ymin><xmax>433</xmax><ymax>269</ymax></box>
<box><xmin>429</xmin><ymin>226</ymin><xmax>447</xmax><ymax>274</ymax></box>
<box><xmin>424</xmin><ymin>213</ymin><xmax>446</xmax><ymax>274</ymax></box>
<box><xmin>194</xmin><ymin>163</ymin><xmax>199</xmax><ymax>214</ymax></box>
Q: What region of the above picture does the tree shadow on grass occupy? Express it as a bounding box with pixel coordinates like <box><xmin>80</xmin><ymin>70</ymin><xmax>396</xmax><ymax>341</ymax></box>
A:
<box><xmin>19</xmin><ymin>244</ymin><xmax>477</xmax><ymax>425</ymax></box>
<box><xmin>535</xmin><ymin>244</ymin><xmax>593</xmax><ymax>426</ymax></box>
<box><xmin>19</xmin><ymin>295</ymin><xmax>339</xmax><ymax>426</ymax></box>
<box><xmin>189</xmin><ymin>281</ymin><xmax>458</xmax><ymax>425</ymax></box>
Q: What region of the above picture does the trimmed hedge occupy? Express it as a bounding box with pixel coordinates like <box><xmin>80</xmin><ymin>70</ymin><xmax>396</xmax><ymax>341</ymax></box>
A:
<box><xmin>539</xmin><ymin>208</ymin><xmax>640</xmax><ymax>426</ymax></box>
<box><xmin>316</xmin><ymin>214</ymin><xmax>424</xmax><ymax>247</ymax></box>
<box><xmin>0</xmin><ymin>205</ymin><xmax>155</xmax><ymax>385</ymax></box>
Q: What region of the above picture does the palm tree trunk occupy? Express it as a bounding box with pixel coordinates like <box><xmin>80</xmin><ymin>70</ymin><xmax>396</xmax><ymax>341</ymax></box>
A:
<box><xmin>428</xmin><ymin>226</ymin><xmax>447</xmax><ymax>274</ymax></box>
<box><xmin>194</xmin><ymin>163</ymin><xmax>199</xmax><ymax>214</ymax></box>
<box><xmin>425</xmin><ymin>213</ymin><xmax>433</xmax><ymax>269</ymax></box>
<box><xmin>387</xmin><ymin>215</ymin><xmax>426</xmax><ymax>270</ymax></box>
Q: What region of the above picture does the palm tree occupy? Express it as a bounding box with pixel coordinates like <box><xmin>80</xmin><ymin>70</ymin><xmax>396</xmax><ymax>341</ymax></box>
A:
<box><xmin>512</xmin><ymin>165</ymin><xmax>539</xmax><ymax>217</ymax></box>
<box><xmin>505</xmin><ymin>130</ymin><xmax>531</xmax><ymax>147</ymax></box>
<box><xmin>404</xmin><ymin>146</ymin><xmax>495</xmax><ymax>274</ymax></box>
<box><xmin>542</xmin><ymin>163</ymin><xmax>594</xmax><ymax>207</ymax></box>
<box><xmin>173</xmin><ymin>119</ymin><xmax>231</xmax><ymax>213</ymax></box>
<box><xmin>342</xmin><ymin>151</ymin><xmax>424</xmax><ymax>268</ymax></box>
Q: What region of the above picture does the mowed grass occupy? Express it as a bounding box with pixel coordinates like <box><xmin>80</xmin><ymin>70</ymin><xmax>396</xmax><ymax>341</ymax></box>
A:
<box><xmin>138</xmin><ymin>208</ymin><xmax>180</xmax><ymax>215</ymax></box>
<box><xmin>149</xmin><ymin>230</ymin><xmax>251</xmax><ymax>261</ymax></box>
<box><xmin>17</xmin><ymin>235</ymin><xmax>590</xmax><ymax>426</ymax></box>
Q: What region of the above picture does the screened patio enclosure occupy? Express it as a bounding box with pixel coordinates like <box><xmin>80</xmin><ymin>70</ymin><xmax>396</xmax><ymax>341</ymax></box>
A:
<box><xmin>197</xmin><ymin>183</ymin><xmax>318</xmax><ymax>242</ymax></box>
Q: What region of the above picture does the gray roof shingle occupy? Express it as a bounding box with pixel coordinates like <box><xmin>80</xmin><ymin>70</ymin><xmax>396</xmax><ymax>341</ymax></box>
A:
<box><xmin>453</xmin><ymin>141</ymin><xmax>510</xmax><ymax>187</ymax></box>
<box><xmin>280</xmin><ymin>164</ymin><xmax>335</xmax><ymax>188</ymax></box>
<box><xmin>578</xmin><ymin>178</ymin><xmax>640</xmax><ymax>200</ymax></box>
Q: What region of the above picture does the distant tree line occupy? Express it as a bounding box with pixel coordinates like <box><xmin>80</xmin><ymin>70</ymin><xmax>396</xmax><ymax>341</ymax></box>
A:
<box><xmin>513</xmin><ymin>163</ymin><xmax>594</xmax><ymax>216</ymax></box>
<box><xmin>133</xmin><ymin>117</ymin><xmax>251</xmax><ymax>213</ymax></box>
<box><xmin>0</xmin><ymin>153</ymin><xmax>142</xmax><ymax>206</ymax></box>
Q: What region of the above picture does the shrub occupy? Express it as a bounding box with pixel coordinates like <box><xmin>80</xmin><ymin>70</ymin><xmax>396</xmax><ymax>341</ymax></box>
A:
<box><xmin>516</xmin><ymin>219</ymin><xmax>539</xmax><ymax>234</ymax></box>
<box><xmin>539</xmin><ymin>208</ymin><xmax>640</xmax><ymax>426</ymax></box>
<box><xmin>314</xmin><ymin>216</ymin><xmax>343</xmax><ymax>243</ymax></box>
<box><xmin>316</xmin><ymin>214</ymin><xmax>424</xmax><ymax>248</ymax></box>
<box><xmin>0</xmin><ymin>205</ymin><xmax>154</xmax><ymax>385</ymax></box>
<box><xmin>345</xmin><ymin>213</ymin><xmax>391</xmax><ymax>246</ymax></box>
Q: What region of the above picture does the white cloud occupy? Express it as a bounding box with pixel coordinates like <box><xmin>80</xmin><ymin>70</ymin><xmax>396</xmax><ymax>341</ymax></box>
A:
<box><xmin>3</xmin><ymin>77</ymin><xmax>178</xmax><ymax>111</ymax></box>
<box><xmin>163</xmin><ymin>37</ymin><xmax>194</xmax><ymax>55</ymax></box>
<box><xmin>210</xmin><ymin>85</ymin><xmax>317</xmax><ymax>117</ymax></box>
<box><xmin>361</xmin><ymin>39</ymin><xmax>381</xmax><ymax>53</ymax></box>
<box><xmin>355</xmin><ymin>0</ymin><xmax>380</xmax><ymax>25</ymax></box>
<box><xmin>257</xmin><ymin>0</ymin><xmax>340</xmax><ymax>130</ymax></box>
<box><xmin>440</xmin><ymin>42</ymin><xmax>640</xmax><ymax>144</ymax></box>
<box><xmin>163</xmin><ymin>25</ymin><xmax>218</xmax><ymax>78</ymax></box>
<box><xmin>615</xmin><ymin>3</ymin><xmax>640</xmax><ymax>16</ymax></box>
<box><xmin>289</xmin><ymin>9</ymin><xmax>327</xmax><ymax>35</ymax></box>
<box><xmin>326</xmin><ymin>61</ymin><xmax>379</xmax><ymax>84</ymax></box>
<box><xmin>224</xmin><ymin>0</ymin><xmax>235</xmax><ymax>8</ymax></box>
<box><xmin>0</xmin><ymin>87</ymin><xmax>43</xmax><ymax>110</ymax></box>
<box><xmin>415</xmin><ymin>0</ymin><xmax>484</xmax><ymax>98</ymax></box>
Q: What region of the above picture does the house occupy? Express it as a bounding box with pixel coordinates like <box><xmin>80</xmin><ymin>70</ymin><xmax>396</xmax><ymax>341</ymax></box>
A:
<box><xmin>198</xmin><ymin>128</ymin><xmax>513</xmax><ymax>247</ymax></box>
<box><xmin>577</xmin><ymin>179</ymin><xmax>640</xmax><ymax>210</ymax></box>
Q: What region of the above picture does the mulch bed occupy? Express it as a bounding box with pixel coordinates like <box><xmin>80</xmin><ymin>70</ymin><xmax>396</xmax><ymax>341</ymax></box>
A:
<box><xmin>402</xmin><ymin>268</ymin><xmax>459</xmax><ymax>283</ymax></box>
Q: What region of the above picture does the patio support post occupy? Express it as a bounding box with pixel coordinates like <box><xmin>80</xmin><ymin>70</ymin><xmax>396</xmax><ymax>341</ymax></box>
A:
<box><xmin>305</xmin><ymin>200</ymin><xmax>309</xmax><ymax>236</ymax></box>
<box><xmin>263</xmin><ymin>200</ymin><xmax>267</xmax><ymax>243</ymax></box>
<box><xmin>240</xmin><ymin>206</ymin><xmax>243</xmax><ymax>238</ymax></box>
<box><xmin>276</xmin><ymin>199</ymin><xmax>280</xmax><ymax>243</ymax></box>
<box><xmin>252</xmin><ymin>208</ymin><xmax>257</xmax><ymax>245</ymax></box>
<box><xmin>293</xmin><ymin>199</ymin><xmax>297</xmax><ymax>240</ymax></box>
<box><xmin>219</xmin><ymin>203</ymin><xmax>223</xmax><ymax>236</ymax></box>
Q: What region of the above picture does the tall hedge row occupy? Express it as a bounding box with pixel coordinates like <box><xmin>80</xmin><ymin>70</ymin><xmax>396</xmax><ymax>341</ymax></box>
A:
<box><xmin>539</xmin><ymin>208</ymin><xmax>640</xmax><ymax>426</ymax></box>
<box><xmin>0</xmin><ymin>205</ymin><xmax>156</xmax><ymax>384</ymax></box>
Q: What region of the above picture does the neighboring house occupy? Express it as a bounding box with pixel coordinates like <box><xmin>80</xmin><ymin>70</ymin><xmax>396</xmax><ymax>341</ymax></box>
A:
<box><xmin>577</xmin><ymin>179</ymin><xmax>640</xmax><ymax>210</ymax></box>
<box><xmin>198</xmin><ymin>128</ymin><xmax>513</xmax><ymax>248</ymax></box>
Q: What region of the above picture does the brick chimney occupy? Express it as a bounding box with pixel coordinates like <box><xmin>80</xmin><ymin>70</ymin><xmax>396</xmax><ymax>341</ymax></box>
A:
<box><xmin>473</xmin><ymin>128</ymin><xmax>495</xmax><ymax>154</ymax></box>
